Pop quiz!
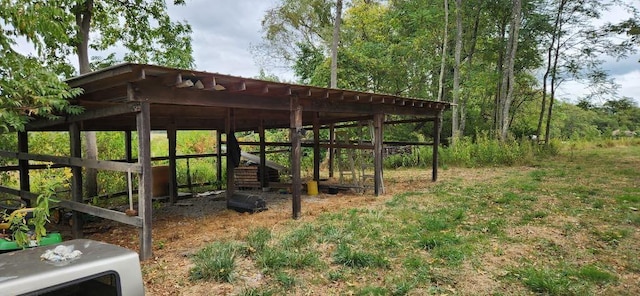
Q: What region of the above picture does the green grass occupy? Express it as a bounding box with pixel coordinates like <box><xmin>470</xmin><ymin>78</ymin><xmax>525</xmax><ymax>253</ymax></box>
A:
<box><xmin>333</xmin><ymin>243</ymin><xmax>390</xmax><ymax>268</ymax></box>
<box><xmin>615</xmin><ymin>194</ymin><xmax>640</xmax><ymax>203</ymax></box>
<box><xmin>189</xmin><ymin>241</ymin><xmax>240</xmax><ymax>282</ymax></box>
<box><xmin>519</xmin><ymin>267</ymin><xmax>576</xmax><ymax>295</ymax></box>
<box><xmin>517</xmin><ymin>264</ymin><xmax>617</xmax><ymax>295</ymax></box>
<box><xmin>187</xmin><ymin>142</ymin><xmax>639</xmax><ymax>294</ymax></box>
<box><xmin>246</xmin><ymin>227</ymin><xmax>271</xmax><ymax>253</ymax></box>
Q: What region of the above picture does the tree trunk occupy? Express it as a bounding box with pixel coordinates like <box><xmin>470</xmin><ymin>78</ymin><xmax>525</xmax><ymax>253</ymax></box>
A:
<box><xmin>543</xmin><ymin>0</ymin><xmax>567</xmax><ymax>144</ymax></box>
<box><xmin>451</xmin><ymin>0</ymin><xmax>462</xmax><ymax>144</ymax></box>
<box><xmin>537</xmin><ymin>0</ymin><xmax>565</xmax><ymax>141</ymax></box>
<box><xmin>545</xmin><ymin>16</ymin><xmax>564</xmax><ymax>144</ymax></box>
<box><xmin>494</xmin><ymin>20</ymin><xmax>507</xmax><ymax>132</ymax></box>
<box><xmin>498</xmin><ymin>0</ymin><xmax>522</xmax><ymax>141</ymax></box>
<box><xmin>459</xmin><ymin>6</ymin><xmax>482</xmax><ymax>136</ymax></box>
<box><xmin>437</xmin><ymin>0</ymin><xmax>449</xmax><ymax>102</ymax></box>
<box><xmin>77</xmin><ymin>0</ymin><xmax>98</xmax><ymax>198</ymax></box>
<box><xmin>330</xmin><ymin>0</ymin><xmax>343</xmax><ymax>88</ymax></box>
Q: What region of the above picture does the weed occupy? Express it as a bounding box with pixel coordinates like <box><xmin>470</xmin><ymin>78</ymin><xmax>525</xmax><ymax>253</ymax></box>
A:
<box><xmin>281</xmin><ymin>224</ymin><xmax>315</xmax><ymax>249</ymax></box>
<box><xmin>481</xmin><ymin>218</ymin><xmax>506</xmax><ymax>234</ymax></box>
<box><xmin>333</xmin><ymin>243</ymin><xmax>389</xmax><ymax>268</ymax></box>
<box><xmin>519</xmin><ymin>268</ymin><xmax>572</xmax><ymax>295</ymax></box>
<box><xmin>495</xmin><ymin>192</ymin><xmax>518</xmax><ymax>204</ymax></box>
<box><xmin>257</xmin><ymin>247</ymin><xmax>321</xmax><ymax>271</ymax></box>
<box><xmin>317</xmin><ymin>224</ymin><xmax>350</xmax><ymax>244</ymax></box>
<box><xmin>593</xmin><ymin>228</ymin><xmax>631</xmax><ymax>247</ymax></box>
<box><xmin>577</xmin><ymin>265</ymin><xmax>617</xmax><ymax>284</ymax></box>
<box><xmin>626</xmin><ymin>213</ymin><xmax>640</xmax><ymax>226</ymax></box>
<box><xmin>529</xmin><ymin>170</ymin><xmax>547</xmax><ymax>181</ymax></box>
<box><xmin>433</xmin><ymin>245</ymin><xmax>468</xmax><ymax>265</ymax></box>
<box><xmin>420</xmin><ymin>216</ymin><xmax>450</xmax><ymax>232</ymax></box>
<box><xmin>615</xmin><ymin>194</ymin><xmax>640</xmax><ymax>203</ymax></box>
<box><xmin>237</xmin><ymin>287</ymin><xmax>277</xmax><ymax>296</ymax></box>
<box><xmin>275</xmin><ymin>271</ymin><xmax>297</xmax><ymax>289</ymax></box>
<box><xmin>354</xmin><ymin>286</ymin><xmax>388</xmax><ymax>296</ymax></box>
<box><xmin>418</xmin><ymin>232</ymin><xmax>460</xmax><ymax>250</ymax></box>
<box><xmin>386</xmin><ymin>192</ymin><xmax>421</xmax><ymax>207</ymax></box>
<box><xmin>517</xmin><ymin>180</ymin><xmax>539</xmax><ymax>192</ymax></box>
<box><xmin>328</xmin><ymin>270</ymin><xmax>345</xmax><ymax>282</ymax></box>
<box><xmin>246</xmin><ymin>227</ymin><xmax>271</xmax><ymax>254</ymax></box>
<box><xmin>155</xmin><ymin>240</ymin><xmax>166</xmax><ymax>250</ymax></box>
<box><xmin>522</xmin><ymin>211</ymin><xmax>548</xmax><ymax>223</ymax></box>
<box><xmin>189</xmin><ymin>241</ymin><xmax>239</xmax><ymax>282</ymax></box>
<box><xmin>592</xmin><ymin>199</ymin><xmax>605</xmax><ymax>209</ymax></box>
<box><xmin>538</xmin><ymin>240</ymin><xmax>566</xmax><ymax>258</ymax></box>
<box><xmin>390</xmin><ymin>280</ymin><xmax>414</xmax><ymax>296</ymax></box>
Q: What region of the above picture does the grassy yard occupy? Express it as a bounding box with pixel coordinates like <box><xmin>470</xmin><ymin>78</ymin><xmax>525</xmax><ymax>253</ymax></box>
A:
<box><xmin>185</xmin><ymin>143</ymin><xmax>639</xmax><ymax>295</ymax></box>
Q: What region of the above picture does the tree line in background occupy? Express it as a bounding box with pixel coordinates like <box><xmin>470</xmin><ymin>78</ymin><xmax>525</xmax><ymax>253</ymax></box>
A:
<box><xmin>0</xmin><ymin>0</ymin><xmax>639</xmax><ymax>205</ymax></box>
<box><xmin>254</xmin><ymin>0</ymin><xmax>640</xmax><ymax>142</ymax></box>
<box><xmin>1</xmin><ymin>0</ymin><xmax>639</xmax><ymax>168</ymax></box>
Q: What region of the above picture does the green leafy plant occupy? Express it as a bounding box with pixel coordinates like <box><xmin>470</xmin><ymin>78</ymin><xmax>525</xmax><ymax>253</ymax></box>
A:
<box><xmin>6</xmin><ymin>165</ymin><xmax>68</xmax><ymax>248</ymax></box>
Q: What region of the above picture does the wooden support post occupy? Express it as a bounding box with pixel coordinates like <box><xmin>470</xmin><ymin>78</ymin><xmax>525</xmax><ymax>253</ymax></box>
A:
<box><xmin>125</xmin><ymin>130</ymin><xmax>133</xmax><ymax>162</ymax></box>
<box><xmin>17</xmin><ymin>132</ymin><xmax>30</xmax><ymax>205</ymax></box>
<box><xmin>136</xmin><ymin>102</ymin><xmax>153</xmax><ymax>260</ymax></box>
<box><xmin>373</xmin><ymin>113</ymin><xmax>385</xmax><ymax>195</ymax></box>
<box><xmin>216</xmin><ymin>130</ymin><xmax>222</xmax><ymax>190</ymax></box>
<box><xmin>167</xmin><ymin>124</ymin><xmax>178</xmax><ymax>203</ymax></box>
<box><xmin>225</xmin><ymin>109</ymin><xmax>235</xmax><ymax>205</ymax></box>
<box><xmin>259</xmin><ymin>122</ymin><xmax>268</xmax><ymax>189</ymax></box>
<box><xmin>290</xmin><ymin>97</ymin><xmax>302</xmax><ymax>219</ymax></box>
<box><xmin>432</xmin><ymin>114</ymin><xmax>441</xmax><ymax>182</ymax></box>
<box><xmin>329</xmin><ymin>124</ymin><xmax>335</xmax><ymax>178</ymax></box>
<box><xmin>69</xmin><ymin>124</ymin><xmax>83</xmax><ymax>238</ymax></box>
<box><xmin>313</xmin><ymin>113</ymin><xmax>320</xmax><ymax>181</ymax></box>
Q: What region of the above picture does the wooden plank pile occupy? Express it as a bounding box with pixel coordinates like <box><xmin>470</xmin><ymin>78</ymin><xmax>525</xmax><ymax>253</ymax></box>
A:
<box><xmin>234</xmin><ymin>166</ymin><xmax>260</xmax><ymax>189</ymax></box>
<box><xmin>235</xmin><ymin>165</ymin><xmax>281</xmax><ymax>189</ymax></box>
<box><xmin>258</xmin><ymin>166</ymin><xmax>280</xmax><ymax>182</ymax></box>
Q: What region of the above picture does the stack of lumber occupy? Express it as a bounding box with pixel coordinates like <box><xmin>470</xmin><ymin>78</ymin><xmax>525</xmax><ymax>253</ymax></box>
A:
<box><xmin>234</xmin><ymin>166</ymin><xmax>260</xmax><ymax>189</ymax></box>
<box><xmin>257</xmin><ymin>166</ymin><xmax>280</xmax><ymax>182</ymax></box>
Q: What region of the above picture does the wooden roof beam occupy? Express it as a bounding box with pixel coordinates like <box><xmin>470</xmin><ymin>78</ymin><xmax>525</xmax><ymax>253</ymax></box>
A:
<box><xmin>25</xmin><ymin>102</ymin><xmax>142</xmax><ymax>131</ymax></box>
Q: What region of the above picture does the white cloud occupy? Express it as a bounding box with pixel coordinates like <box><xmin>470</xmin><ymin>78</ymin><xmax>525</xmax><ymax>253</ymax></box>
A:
<box><xmin>616</xmin><ymin>70</ymin><xmax>640</xmax><ymax>102</ymax></box>
<box><xmin>167</xmin><ymin>0</ymin><xmax>277</xmax><ymax>78</ymax></box>
<box><xmin>557</xmin><ymin>69</ymin><xmax>640</xmax><ymax>106</ymax></box>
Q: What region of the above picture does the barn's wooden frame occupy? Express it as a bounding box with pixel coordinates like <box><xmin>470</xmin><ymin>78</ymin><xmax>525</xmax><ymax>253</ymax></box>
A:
<box><xmin>0</xmin><ymin>63</ymin><xmax>449</xmax><ymax>259</ymax></box>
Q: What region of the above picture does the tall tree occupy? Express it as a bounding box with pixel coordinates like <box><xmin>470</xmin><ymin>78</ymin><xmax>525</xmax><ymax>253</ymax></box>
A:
<box><xmin>451</xmin><ymin>0</ymin><xmax>462</xmax><ymax>143</ymax></box>
<box><xmin>437</xmin><ymin>0</ymin><xmax>449</xmax><ymax>102</ymax></box>
<box><xmin>497</xmin><ymin>0</ymin><xmax>522</xmax><ymax>141</ymax></box>
<box><xmin>536</xmin><ymin>0</ymin><xmax>636</xmax><ymax>143</ymax></box>
<box><xmin>330</xmin><ymin>0</ymin><xmax>343</xmax><ymax>88</ymax></box>
<box><xmin>255</xmin><ymin>0</ymin><xmax>334</xmax><ymax>73</ymax></box>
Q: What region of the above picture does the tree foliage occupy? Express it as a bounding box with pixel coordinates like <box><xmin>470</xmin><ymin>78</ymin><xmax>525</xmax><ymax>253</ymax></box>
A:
<box><xmin>257</xmin><ymin>0</ymin><xmax>639</xmax><ymax>142</ymax></box>
<box><xmin>78</xmin><ymin>0</ymin><xmax>194</xmax><ymax>70</ymax></box>
<box><xmin>0</xmin><ymin>1</ymin><xmax>84</xmax><ymax>132</ymax></box>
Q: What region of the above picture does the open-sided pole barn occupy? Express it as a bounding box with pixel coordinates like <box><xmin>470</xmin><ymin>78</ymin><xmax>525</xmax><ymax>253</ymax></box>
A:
<box><xmin>0</xmin><ymin>63</ymin><xmax>449</xmax><ymax>260</ymax></box>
